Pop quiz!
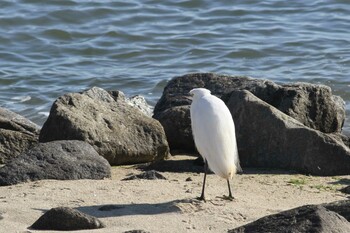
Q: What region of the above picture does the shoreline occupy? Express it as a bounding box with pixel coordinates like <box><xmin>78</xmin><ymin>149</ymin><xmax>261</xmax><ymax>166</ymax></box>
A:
<box><xmin>1</xmin><ymin>155</ymin><xmax>349</xmax><ymax>233</ymax></box>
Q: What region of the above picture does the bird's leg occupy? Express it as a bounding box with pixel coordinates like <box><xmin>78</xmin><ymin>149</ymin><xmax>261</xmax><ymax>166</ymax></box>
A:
<box><xmin>225</xmin><ymin>179</ymin><xmax>234</xmax><ymax>201</ymax></box>
<box><xmin>198</xmin><ymin>160</ymin><xmax>208</xmax><ymax>201</ymax></box>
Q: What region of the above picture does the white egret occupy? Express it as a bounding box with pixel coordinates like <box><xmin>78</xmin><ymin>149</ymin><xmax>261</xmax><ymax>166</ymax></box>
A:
<box><xmin>190</xmin><ymin>88</ymin><xmax>242</xmax><ymax>201</ymax></box>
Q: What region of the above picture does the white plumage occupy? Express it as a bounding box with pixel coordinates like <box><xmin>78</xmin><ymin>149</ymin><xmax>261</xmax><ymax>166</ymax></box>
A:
<box><xmin>190</xmin><ymin>88</ymin><xmax>242</xmax><ymax>200</ymax></box>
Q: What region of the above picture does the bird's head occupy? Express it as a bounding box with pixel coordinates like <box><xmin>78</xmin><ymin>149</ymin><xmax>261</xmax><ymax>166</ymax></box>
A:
<box><xmin>189</xmin><ymin>88</ymin><xmax>211</xmax><ymax>99</ymax></box>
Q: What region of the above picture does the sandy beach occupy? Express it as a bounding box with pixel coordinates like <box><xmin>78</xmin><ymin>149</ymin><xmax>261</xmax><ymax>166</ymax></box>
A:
<box><xmin>0</xmin><ymin>155</ymin><xmax>349</xmax><ymax>233</ymax></box>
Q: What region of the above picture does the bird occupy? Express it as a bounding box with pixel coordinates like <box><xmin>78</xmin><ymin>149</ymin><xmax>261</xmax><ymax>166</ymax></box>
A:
<box><xmin>189</xmin><ymin>88</ymin><xmax>242</xmax><ymax>201</ymax></box>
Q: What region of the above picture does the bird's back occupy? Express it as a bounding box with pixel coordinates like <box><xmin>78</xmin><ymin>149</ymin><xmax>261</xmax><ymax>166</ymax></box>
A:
<box><xmin>190</xmin><ymin>92</ymin><xmax>241</xmax><ymax>179</ymax></box>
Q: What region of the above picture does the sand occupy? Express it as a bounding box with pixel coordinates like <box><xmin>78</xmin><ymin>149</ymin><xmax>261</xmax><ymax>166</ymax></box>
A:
<box><xmin>0</xmin><ymin>155</ymin><xmax>349</xmax><ymax>233</ymax></box>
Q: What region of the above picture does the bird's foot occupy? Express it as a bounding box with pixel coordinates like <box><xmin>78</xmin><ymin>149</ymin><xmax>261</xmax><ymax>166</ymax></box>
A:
<box><xmin>197</xmin><ymin>195</ymin><xmax>206</xmax><ymax>202</ymax></box>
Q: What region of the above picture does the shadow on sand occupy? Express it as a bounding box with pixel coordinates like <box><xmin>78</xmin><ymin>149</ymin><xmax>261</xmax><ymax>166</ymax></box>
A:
<box><xmin>74</xmin><ymin>199</ymin><xmax>195</xmax><ymax>218</ymax></box>
<box><xmin>328</xmin><ymin>178</ymin><xmax>350</xmax><ymax>185</ymax></box>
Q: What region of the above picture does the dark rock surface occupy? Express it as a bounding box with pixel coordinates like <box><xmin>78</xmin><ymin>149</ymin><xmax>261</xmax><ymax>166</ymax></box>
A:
<box><xmin>154</xmin><ymin>73</ymin><xmax>345</xmax><ymax>151</ymax></box>
<box><xmin>228</xmin><ymin>204</ymin><xmax>350</xmax><ymax>233</ymax></box>
<box><xmin>0</xmin><ymin>140</ymin><xmax>111</xmax><ymax>186</ymax></box>
<box><xmin>122</xmin><ymin>170</ymin><xmax>167</xmax><ymax>180</ymax></box>
<box><xmin>227</xmin><ymin>90</ymin><xmax>350</xmax><ymax>175</ymax></box>
<box><xmin>30</xmin><ymin>207</ymin><xmax>105</xmax><ymax>230</ymax></box>
<box><xmin>39</xmin><ymin>87</ymin><xmax>169</xmax><ymax>165</ymax></box>
<box><xmin>340</xmin><ymin>134</ymin><xmax>350</xmax><ymax>147</ymax></box>
<box><xmin>141</xmin><ymin>155</ymin><xmax>203</xmax><ymax>173</ymax></box>
<box><xmin>323</xmin><ymin>200</ymin><xmax>350</xmax><ymax>221</ymax></box>
<box><xmin>154</xmin><ymin>106</ymin><xmax>193</xmax><ymax>152</ymax></box>
<box><xmin>0</xmin><ymin>107</ymin><xmax>40</xmax><ymax>164</ymax></box>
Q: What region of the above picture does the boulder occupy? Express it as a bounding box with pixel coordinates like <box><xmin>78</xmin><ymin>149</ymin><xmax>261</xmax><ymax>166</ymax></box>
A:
<box><xmin>31</xmin><ymin>207</ymin><xmax>105</xmax><ymax>230</ymax></box>
<box><xmin>0</xmin><ymin>107</ymin><xmax>40</xmax><ymax>164</ymax></box>
<box><xmin>153</xmin><ymin>73</ymin><xmax>345</xmax><ymax>151</ymax></box>
<box><xmin>228</xmin><ymin>205</ymin><xmax>350</xmax><ymax>233</ymax></box>
<box><xmin>323</xmin><ymin>200</ymin><xmax>350</xmax><ymax>221</ymax></box>
<box><xmin>108</xmin><ymin>91</ymin><xmax>153</xmax><ymax>117</ymax></box>
<box><xmin>0</xmin><ymin>140</ymin><xmax>111</xmax><ymax>186</ymax></box>
<box><xmin>340</xmin><ymin>134</ymin><xmax>350</xmax><ymax>147</ymax></box>
<box><xmin>128</xmin><ymin>95</ymin><xmax>153</xmax><ymax>117</ymax></box>
<box><xmin>154</xmin><ymin>106</ymin><xmax>193</xmax><ymax>152</ymax></box>
<box><xmin>39</xmin><ymin>87</ymin><xmax>169</xmax><ymax>165</ymax></box>
<box><xmin>227</xmin><ymin>90</ymin><xmax>350</xmax><ymax>175</ymax></box>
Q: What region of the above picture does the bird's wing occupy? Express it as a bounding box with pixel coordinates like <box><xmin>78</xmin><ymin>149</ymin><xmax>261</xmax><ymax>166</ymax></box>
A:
<box><xmin>191</xmin><ymin>95</ymin><xmax>241</xmax><ymax>178</ymax></box>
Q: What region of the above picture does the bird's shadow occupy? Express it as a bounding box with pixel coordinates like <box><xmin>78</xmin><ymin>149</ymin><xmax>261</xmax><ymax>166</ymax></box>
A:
<box><xmin>33</xmin><ymin>199</ymin><xmax>195</xmax><ymax>218</ymax></box>
<box><xmin>77</xmin><ymin>201</ymin><xmax>181</xmax><ymax>218</ymax></box>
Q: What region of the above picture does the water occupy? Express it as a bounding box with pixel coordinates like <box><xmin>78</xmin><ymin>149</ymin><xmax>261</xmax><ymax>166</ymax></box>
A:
<box><xmin>0</xmin><ymin>0</ymin><xmax>349</xmax><ymax>134</ymax></box>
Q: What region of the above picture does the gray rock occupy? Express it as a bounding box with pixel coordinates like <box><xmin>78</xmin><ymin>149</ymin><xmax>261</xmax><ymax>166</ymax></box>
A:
<box><xmin>153</xmin><ymin>73</ymin><xmax>345</xmax><ymax>151</ymax></box>
<box><xmin>0</xmin><ymin>107</ymin><xmax>40</xmax><ymax>164</ymax></box>
<box><xmin>323</xmin><ymin>200</ymin><xmax>350</xmax><ymax>221</ymax></box>
<box><xmin>0</xmin><ymin>140</ymin><xmax>111</xmax><ymax>186</ymax></box>
<box><xmin>39</xmin><ymin>87</ymin><xmax>169</xmax><ymax>165</ymax></box>
<box><xmin>122</xmin><ymin>170</ymin><xmax>167</xmax><ymax>181</ymax></box>
<box><xmin>337</xmin><ymin>133</ymin><xmax>350</xmax><ymax>147</ymax></box>
<box><xmin>30</xmin><ymin>207</ymin><xmax>105</xmax><ymax>230</ymax></box>
<box><xmin>108</xmin><ymin>91</ymin><xmax>153</xmax><ymax>117</ymax></box>
<box><xmin>228</xmin><ymin>205</ymin><xmax>350</xmax><ymax>233</ymax></box>
<box><xmin>227</xmin><ymin>90</ymin><xmax>350</xmax><ymax>175</ymax></box>
<box><xmin>128</xmin><ymin>95</ymin><xmax>153</xmax><ymax>117</ymax></box>
<box><xmin>143</xmin><ymin>156</ymin><xmax>204</xmax><ymax>173</ymax></box>
<box><xmin>154</xmin><ymin>106</ymin><xmax>193</xmax><ymax>152</ymax></box>
<box><xmin>273</xmin><ymin>83</ymin><xmax>345</xmax><ymax>133</ymax></box>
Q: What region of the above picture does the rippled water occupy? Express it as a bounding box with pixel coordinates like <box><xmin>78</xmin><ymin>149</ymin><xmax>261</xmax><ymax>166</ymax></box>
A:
<box><xmin>0</xmin><ymin>0</ymin><xmax>350</xmax><ymax>134</ymax></box>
